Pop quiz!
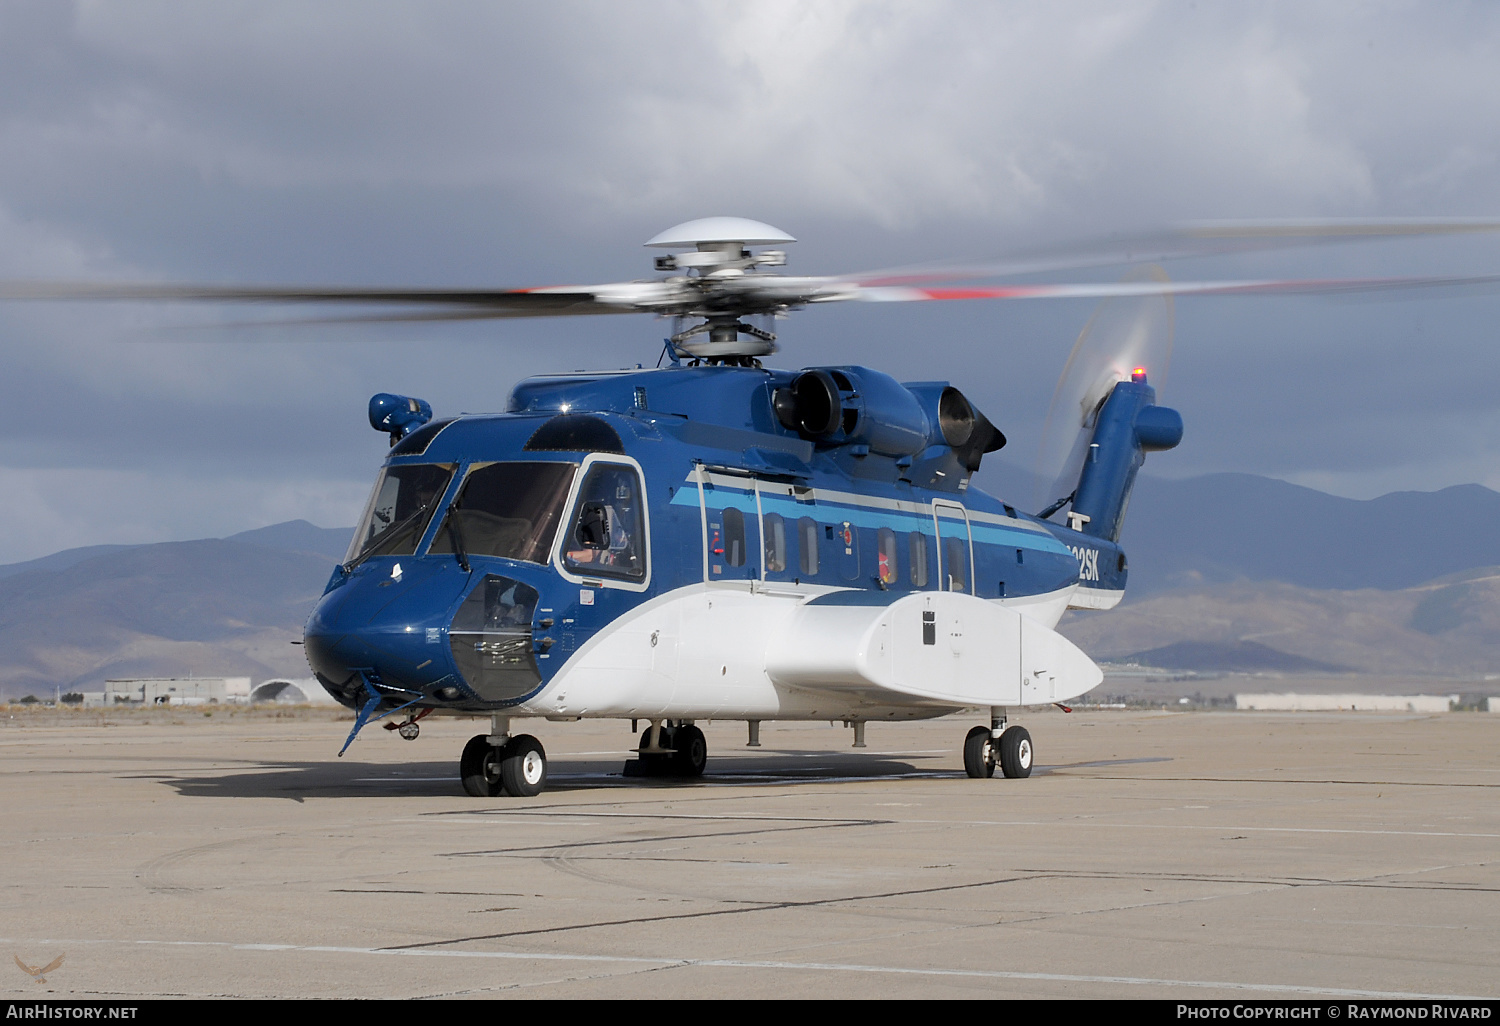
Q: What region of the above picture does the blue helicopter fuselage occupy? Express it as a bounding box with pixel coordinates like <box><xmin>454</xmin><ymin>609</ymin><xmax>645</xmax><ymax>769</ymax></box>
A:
<box><xmin>303</xmin><ymin>363</ymin><xmax>1166</xmax><ymax>724</ymax></box>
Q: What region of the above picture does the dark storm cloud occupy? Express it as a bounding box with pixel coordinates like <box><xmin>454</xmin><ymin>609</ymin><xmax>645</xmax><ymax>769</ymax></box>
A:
<box><xmin>1</xmin><ymin>1</ymin><xmax>1499</xmax><ymax>561</ymax></box>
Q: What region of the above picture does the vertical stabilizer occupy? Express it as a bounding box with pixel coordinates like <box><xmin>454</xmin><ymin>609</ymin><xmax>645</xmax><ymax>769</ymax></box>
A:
<box><xmin>1069</xmin><ymin>373</ymin><xmax>1182</xmax><ymax>542</ymax></box>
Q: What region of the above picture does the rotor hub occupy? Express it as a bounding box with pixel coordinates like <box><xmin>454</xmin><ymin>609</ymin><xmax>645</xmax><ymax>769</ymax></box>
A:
<box><xmin>648</xmin><ymin>219</ymin><xmax>795</xmax><ymax>361</ymax></box>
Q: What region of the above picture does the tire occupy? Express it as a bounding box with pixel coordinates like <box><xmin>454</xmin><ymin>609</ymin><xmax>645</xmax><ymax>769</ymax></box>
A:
<box><xmin>998</xmin><ymin>725</ymin><xmax>1033</xmax><ymax>779</ymax></box>
<box><xmin>499</xmin><ymin>734</ymin><xmax>547</xmax><ymax>797</ymax></box>
<box><xmin>636</xmin><ymin>724</ymin><xmax>674</xmax><ymax>777</ymax></box>
<box><xmin>963</xmin><ymin>725</ymin><xmax>995</xmax><ymax>778</ymax></box>
<box><xmin>673</xmin><ymin>724</ymin><xmax>707</xmax><ymax>777</ymax></box>
<box><xmin>460</xmin><ymin>734</ymin><xmax>503</xmax><ymax>797</ymax></box>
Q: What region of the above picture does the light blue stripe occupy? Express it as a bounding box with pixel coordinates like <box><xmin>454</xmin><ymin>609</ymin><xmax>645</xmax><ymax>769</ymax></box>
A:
<box><xmin>669</xmin><ymin>486</ymin><xmax>1071</xmax><ymax>556</ymax></box>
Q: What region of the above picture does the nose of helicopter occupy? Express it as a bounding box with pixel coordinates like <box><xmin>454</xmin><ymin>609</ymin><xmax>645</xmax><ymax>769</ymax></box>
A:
<box><xmin>304</xmin><ymin>556</ymin><xmax>472</xmax><ymax>705</ymax></box>
<box><xmin>304</xmin><ymin>557</ymin><xmax>549</xmax><ymax>710</ymax></box>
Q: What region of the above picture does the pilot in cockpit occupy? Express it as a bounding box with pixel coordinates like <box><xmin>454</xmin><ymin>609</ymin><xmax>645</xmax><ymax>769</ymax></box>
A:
<box><xmin>565</xmin><ymin>471</ymin><xmax>640</xmax><ymax>573</ymax></box>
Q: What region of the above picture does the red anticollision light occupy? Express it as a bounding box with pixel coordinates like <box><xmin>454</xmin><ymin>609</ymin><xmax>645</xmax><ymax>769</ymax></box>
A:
<box><xmin>1131</xmin><ymin>367</ymin><xmax>1148</xmax><ymax>382</ymax></box>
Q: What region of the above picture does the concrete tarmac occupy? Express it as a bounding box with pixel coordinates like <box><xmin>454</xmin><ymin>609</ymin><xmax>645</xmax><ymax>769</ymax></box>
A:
<box><xmin>1</xmin><ymin>705</ymin><xmax>1496</xmax><ymax>1000</ymax></box>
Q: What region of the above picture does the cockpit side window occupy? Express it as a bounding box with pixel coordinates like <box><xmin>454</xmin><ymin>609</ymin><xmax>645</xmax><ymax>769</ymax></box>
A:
<box><xmin>562</xmin><ymin>463</ymin><xmax>647</xmax><ymax>581</ymax></box>
<box><xmin>345</xmin><ymin>463</ymin><xmax>455</xmax><ymax>564</ymax></box>
<box><xmin>431</xmin><ymin>462</ymin><xmax>576</xmax><ymax>564</ymax></box>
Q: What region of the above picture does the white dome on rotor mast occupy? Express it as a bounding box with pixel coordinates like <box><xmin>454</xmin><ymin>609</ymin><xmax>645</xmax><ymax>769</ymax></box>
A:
<box><xmin>644</xmin><ymin>217</ymin><xmax>796</xmax><ymax>249</ymax></box>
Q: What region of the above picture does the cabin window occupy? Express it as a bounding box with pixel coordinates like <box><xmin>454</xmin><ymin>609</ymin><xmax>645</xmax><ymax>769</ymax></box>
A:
<box><xmin>722</xmin><ymin>507</ymin><xmax>747</xmax><ymax>567</ymax></box>
<box><xmin>764</xmin><ymin>513</ymin><xmax>787</xmax><ymax>573</ymax></box>
<box><xmin>877</xmin><ymin>528</ymin><xmax>899</xmax><ymax>586</ymax></box>
<box><xmin>431</xmin><ymin>462</ymin><xmax>576</xmax><ymax>564</ymax></box>
<box><xmin>562</xmin><ymin>463</ymin><xmax>647</xmax><ymax>581</ymax></box>
<box><xmin>909</xmin><ymin>531</ymin><xmax>930</xmax><ymax>588</ymax></box>
<box><xmin>838</xmin><ymin>521</ymin><xmax>860</xmax><ymax>581</ymax></box>
<box><xmin>945</xmin><ymin>536</ymin><xmax>967</xmax><ymax>592</ymax></box>
<box><xmin>346</xmin><ymin>463</ymin><xmax>455</xmax><ymax>564</ymax></box>
<box><xmin>798</xmin><ymin>517</ymin><xmax>819</xmax><ymax>576</ymax></box>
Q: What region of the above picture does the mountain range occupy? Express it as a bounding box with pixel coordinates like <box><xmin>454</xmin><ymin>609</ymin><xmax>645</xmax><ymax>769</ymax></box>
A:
<box><xmin>0</xmin><ymin>522</ymin><xmax>350</xmax><ymax>698</ymax></box>
<box><xmin>3</xmin><ymin>473</ymin><xmax>1499</xmax><ymax>698</ymax></box>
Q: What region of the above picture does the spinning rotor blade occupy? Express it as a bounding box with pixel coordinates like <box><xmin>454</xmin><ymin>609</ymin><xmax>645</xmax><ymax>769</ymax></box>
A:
<box><xmin>849</xmin><ymin>271</ymin><xmax>1500</xmax><ymax>304</ymax></box>
<box><xmin>11</xmin><ymin>268</ymin><xmax>1494</xmax><ymax>327</ymax></box>
<box><xmin>1033</xmin><ymin>267</ymin><xmax>1175</xmax><ymax>517</ymax></box>
<box><xmin>4</xmin><ymin>216</ymin><xmax>1499</xmax><ymax>336</ymax></box>
<box><xmin>837</xmin><ymin>217</ymin><xmax>1500</xmax><ymax>289</ymax></box>
<box><xmin>0</xmin><ymin>281</ymin><xmax>657</xmax><ymax>315</ymax></box>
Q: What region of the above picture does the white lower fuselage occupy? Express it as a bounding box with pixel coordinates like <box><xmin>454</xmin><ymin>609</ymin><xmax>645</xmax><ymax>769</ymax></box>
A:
<box><xmin>518</xmin><ymin>581</ymin><xmax>1100</xmax><ymax>722</ymax></box>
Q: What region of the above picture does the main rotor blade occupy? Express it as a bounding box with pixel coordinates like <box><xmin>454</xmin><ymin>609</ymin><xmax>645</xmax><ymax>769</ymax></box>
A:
<box><xmin>6</xmin><ymin>219</ymin><xmax>1500</xmax><ymax>329</ymax></box>
<box><xmin>838</xmin><ymin>217</ymin><xmax>1500</xmax><ymax>288</ymax></box>
<box><xmin>852</xmin><ymin>272</ymin><xmax>1500</xmax><ymax>303</ymax></box>
<box><xmin>0</xmin><ymin>281</ymin><xmax>622</xmax><ymax>310</ymax></box>
<box><xmin>142</xmin><ymin>306</ymin><xmax>631</xmax><ymax>333</ymax></box>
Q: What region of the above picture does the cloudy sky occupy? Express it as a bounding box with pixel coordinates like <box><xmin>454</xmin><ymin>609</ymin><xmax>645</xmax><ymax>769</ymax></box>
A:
<box><xmin>2</xmin><ymin>1</ymin><xmax>1499</xmax><ymax>564</ymax></box>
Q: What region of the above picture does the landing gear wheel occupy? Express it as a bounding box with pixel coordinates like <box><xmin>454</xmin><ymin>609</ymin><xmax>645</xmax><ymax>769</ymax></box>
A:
<box><xmin>460</xmin><ymin>734</ymin><xmax>504</xmax><ymax>797</ymax></box>
<box><xmin>963</xmin><ymin>725</ymin><xmax>996</xmax><ymax>778</ymax></box>
<box><xmin>499</xmin><ymin>734</ymin><xmax>547</xmax><ymax>797</ymax></box>
<box><xmin>673</xmin><ymin>724</ymin><xmax>707</xmax><ymax>777</ymax></box>
<box><xmin>998</xmin><ymin>725</ymin><xmax>1033</xmax><ymax>779</ymax></box>
<box><xmin>633</xmin><ymin>724</ymin><xmax>675</xmax><ymax>777</ymax></box>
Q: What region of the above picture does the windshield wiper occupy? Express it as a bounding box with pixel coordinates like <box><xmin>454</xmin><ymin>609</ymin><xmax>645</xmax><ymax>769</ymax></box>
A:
<box><xmin>445</xmin><ymin>500</ymin><xmax>471</xmax><ymax>573</ymax></box>
<box><xmin>343</xmin><ymin>501</ymin><xmax>430</xmax><ymax>572</ymax></box>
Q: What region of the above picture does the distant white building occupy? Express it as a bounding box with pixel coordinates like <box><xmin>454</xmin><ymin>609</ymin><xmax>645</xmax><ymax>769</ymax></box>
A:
<box><xmin>249</xmin><ymin>677</ymin><xmax>338</xmax><ymax>705</ymax></box>
<box><xmin>1235</xmin><ymin>692</ymin><xmax>1456</xmax><ymax>712</ymax></box>
<box><xmin>87</xmin><ymin>677</ymin><xmax>253</xmax><ymax>706</ymax></box>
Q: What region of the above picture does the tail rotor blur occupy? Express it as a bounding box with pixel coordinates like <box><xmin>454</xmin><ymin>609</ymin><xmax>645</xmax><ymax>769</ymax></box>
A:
<box><xmin>1033</xmin><ymin>266</ymin><xmax>1175</xmax><ymax>517</ymax></box>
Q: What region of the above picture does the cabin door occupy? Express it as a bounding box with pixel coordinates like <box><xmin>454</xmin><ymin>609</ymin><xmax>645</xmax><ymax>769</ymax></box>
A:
<box><xmin>698</xmin><ymin>468</ymin><xmax>760</xmax><ymax>583</ymax></box>
<box><xmin>932</xmin><ymin>500</ymin><xmax>973</xmax><ymax>594</ymax></box>
<box><xmin>752</xmin><ymin>478</ymin><xmax>808</xmax><ymax>584</ymax></box>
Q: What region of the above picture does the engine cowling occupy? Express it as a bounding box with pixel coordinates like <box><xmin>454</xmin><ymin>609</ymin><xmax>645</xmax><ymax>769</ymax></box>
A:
<box><xmin>772</xmin><ymin>367</ymin><xmax>1003</xmax><ymax>468</ymax></box>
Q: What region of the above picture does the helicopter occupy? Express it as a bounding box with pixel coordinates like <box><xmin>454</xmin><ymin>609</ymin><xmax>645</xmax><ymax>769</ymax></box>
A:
<box><xmin>8</xmin><ymin>215</ymin><xmax>1500</xmax><ymax>796</ymax></box>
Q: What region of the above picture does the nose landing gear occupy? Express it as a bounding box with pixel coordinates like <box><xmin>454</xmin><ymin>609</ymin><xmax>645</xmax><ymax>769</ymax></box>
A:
<box><xmin>460</xmin><ymin>720</ymin><xmax>548</xmax><ymax>798</ymax></box>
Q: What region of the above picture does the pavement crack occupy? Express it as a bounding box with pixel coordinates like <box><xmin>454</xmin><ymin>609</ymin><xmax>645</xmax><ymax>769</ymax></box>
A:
<box><xmin>379</xmin><ymin>875</ymin><xmax>1033</xmax><ymax>951</ymax></box>
<box><xmin>439</xmin><ymin>818</ymin><xmax>883</xmax><ymax>858</ymax></box>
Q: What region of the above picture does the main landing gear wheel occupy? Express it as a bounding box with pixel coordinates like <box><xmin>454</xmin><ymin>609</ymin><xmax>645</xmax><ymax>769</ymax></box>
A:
<box><xmin>632</xmin><ymin>724</ymin><xmax>674</xmax><ymax>777</ymax></box>
<box><xmin>998</xmin><ymin>725</ymin><xmax>1033</xmax><ymax>779</ymax></box>
<box><xmin>499</xmin><ymin>735</ymin><xmax>547</xmax><ymax>797</ymax></box>
<box><xmin>459</xmin><ymin>734</ymin><xmax>548</xmax><ymax>797</ymax></box>
<box><xmin>460</xmin><ymin>734</ymin><xmax>504</xmax><ymax>797</ymax></box>
<box><xmin>963</xmin><ymin>725</ymin><xmax>996</xmax><ymax>778</ymax></box>
<box><xmin>673</xmin><ymin>724</ymin><xmax>707</xmax><ymax>777</ymax></box>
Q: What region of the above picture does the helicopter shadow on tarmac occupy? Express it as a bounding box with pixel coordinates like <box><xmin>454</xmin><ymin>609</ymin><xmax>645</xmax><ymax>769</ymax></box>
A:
<box><xmin>138</xmin><ymin>750</ymin><xmax>940</xmax><ymax>801</ymax></box>
<box><xmin>137</xmin><ymin>749</ymin><xmax>1169</xmax><ymax>801</ymax></box>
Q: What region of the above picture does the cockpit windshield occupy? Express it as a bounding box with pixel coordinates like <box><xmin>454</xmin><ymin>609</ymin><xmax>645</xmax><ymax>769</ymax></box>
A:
<box><xmin>345</xmin><ymin>463</ymin><xmax>455</xmax><ymax>565</ymax></box>
<box><xmin>430</xmin><ymin>462</ymin><xmax>577</xmax><ymax>564</ymax></box>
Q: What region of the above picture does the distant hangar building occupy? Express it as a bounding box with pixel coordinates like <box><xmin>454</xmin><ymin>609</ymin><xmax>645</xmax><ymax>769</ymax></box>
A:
<box><xmin>1234</xmin><ymin>692</ymin><xmax>1457</xmax><ymax>712</ymax></box>
<box><xmin>249</xmin><ymin>677</ymin><xmax>338</xmax><ymax>705</ymax></box>
<box><xmin>76</xmin><ymin>676</ymin><xmax>337</xmax><ymax>706</ymax></box>
<box><xmin>88</xmin><ymin>677</ymin><xmax>253</xmax><ymax>706</ymax></box>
